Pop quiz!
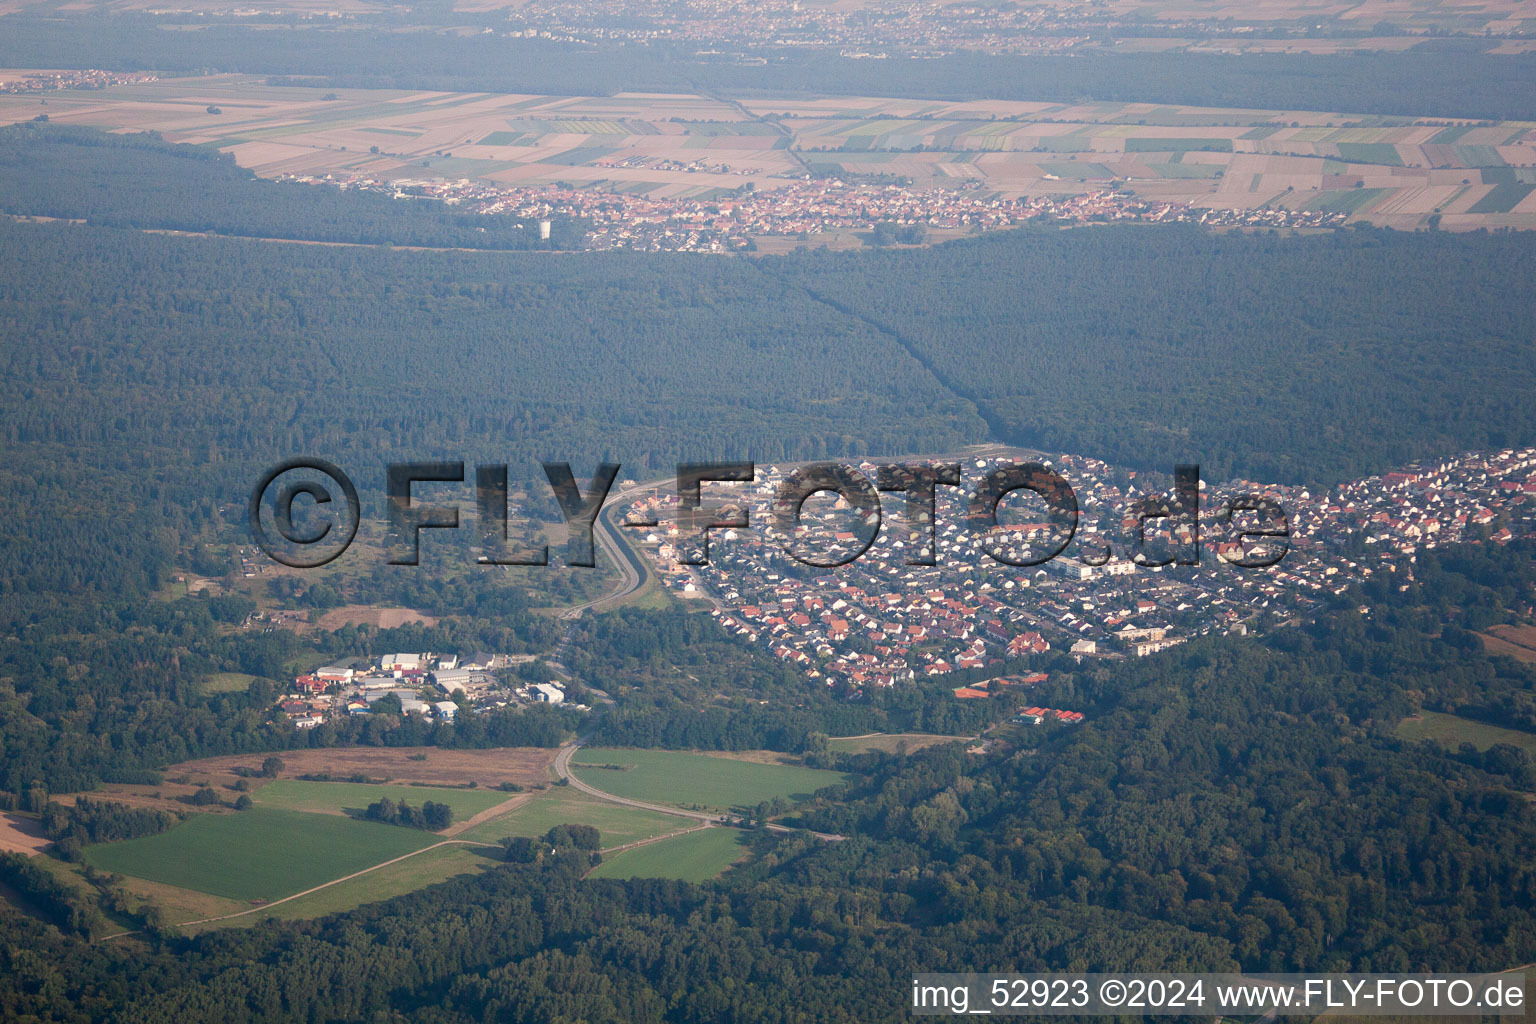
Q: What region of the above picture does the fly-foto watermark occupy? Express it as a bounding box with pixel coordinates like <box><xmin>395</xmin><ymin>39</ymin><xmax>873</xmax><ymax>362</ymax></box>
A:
<box><xmin>248</xmin><ymin>459</ymin><xmax>1289</xmax><ymax>571</ymax></box>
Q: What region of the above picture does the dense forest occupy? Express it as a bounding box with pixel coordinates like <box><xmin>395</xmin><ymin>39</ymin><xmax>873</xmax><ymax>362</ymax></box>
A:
<box><xmin>770</xmin><ymin>225</ymin><xmax>1536</xmax><ymax>484</ymax></box>
<box><xmin>0</xmin><ymin>177</ymin><xmax>1531</xmax><ymax>635</ymax></box>
<box><xmin>0</xmin><ymin>594</ymin><xmax>576</xmax><ymax>795</ymax></box>
<box><xmin>0</xmin><ymin>123</ymin><xmax>589</xmax><ymax>249</ymax></box>
<box><xmin>1</xmin><ymin>17</ymin><xmax>1534</xmax><ymax>119</ymax></box>
<box><xmin>0</xmin><ymin>542</ymin><xmax>1533</xmax><ymax>1020</ymax></box>
<box><xmin>0</xmin><ymin>213</ymin><xmax>981</xmax><ymax>627</ymax></box>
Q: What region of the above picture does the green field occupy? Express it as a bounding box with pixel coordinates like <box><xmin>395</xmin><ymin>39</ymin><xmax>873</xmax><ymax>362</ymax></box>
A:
<box><xmin>826</xmin><ymin>733</ymin><xmax>968</xmax><ymax>755</ymax></box>
<box><xmin>1397</xmin><ymin>711</ymin><xmax>1536</xmax><ymax>756</ymax></box>
<box><xmin>1125</xmin><ymin>137</ymin><xmax>1233</xmax><ymax>153</ymax></box>
<box><xmin>1335</xmin><ymin>142</ymin><xmax>1404</xmax><ymax>166</ymax></box>
<box><xmin>200</xmin><ymin>671</ymin><xmax>264</xmax><ymax>693</ymax></box>
<box><xmin>453</xmin><ymin>787</ymin><xmax>684</xmax><ymax>847</ymax></box>
<box><xmin>1149</xmin><ymin>162</ymin><xmax>1225</xmax><ymax>179</ymax></box>
<box><xmin>587</xmin><ymin>827</ymin><xmax>750</xmax><ymax>882</ymax></box>
<box><xmin>1468</xmin><ymin>183</ymin><xmax>1536</xmax><ymax>214</ymax></box>
<box><xmin>253</xmin><ymin>779</ymin><xmax>511</xmax><ymax>819</ymax></box>
<box><xmin>84</xmin><ymin>807</ymin><xmax>435</xmax><ymax>902</ymax></box>
<box><xmin>1310</xmin><ymin>188</ymin><xmax>1392</xmax><ymax>213</ymax></box>
<box><xmin>570</xmin><ymin>749</ymin><xmax>851</xmax><ymax>812</ymax></box>
<box><xmin>216</xmin><ymin>844</ymin><xmax>499</xmax><ymax>927</ymax></box>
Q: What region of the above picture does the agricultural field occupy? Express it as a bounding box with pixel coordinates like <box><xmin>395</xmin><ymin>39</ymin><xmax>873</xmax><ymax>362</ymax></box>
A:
<box><xmin>83</xmin><ymin>807</ymin><xmax>436</xmax><ymax>902</ymax></box>
<box><xmin>76</xmin><ymin>765</ymin><xmax>711</xmax><ymax>925</ymax></box>
<box><xmin>587</xmin><ymin>827</ymin><xmax>751</xmax><ymax>883</ymax></box>
<box><xmin>453</xmin><ymin>786</ymin><xmax>684</xmax><ymax>847</ymax></box>
<box><xmin>0</xmin><ymin>77</ymin><xmax>795</xmax><ymax>197</ymax></box>
<box><xmin>759</xmin><ymin>95</ymin><xmax>1536</xmax><ymax>229</ymax></box>
<box><xmin>571</xmin><ymin>748</ymin><xmax>852</xmax><ymax>812</ymax></box>
<box><xmin>202</xmin><ymin>844</ymin><xmax>503</xmax><ymax>930</ymax></box>
<box><xmin>1</xmin><ymin>74</ymin><xmax>1532</xmax><ymax>230</ymax></box>
<box><xmin>0</xmin><ymin>811</ymin><xmax>50</xmax><ymax>855</ymax></box>
<box><xmin>1397</xmin><ymin>712</ymin><xmax>1536</xmax><ymax>757</ymax></box>
<box><xmin>251</xmin><ymin>779</ymin><xmax>513</xmax><ymax>821</ymax></box>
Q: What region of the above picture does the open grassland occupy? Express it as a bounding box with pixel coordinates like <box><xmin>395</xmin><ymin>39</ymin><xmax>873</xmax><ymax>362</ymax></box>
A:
<box><xmin>1397</xmin><ymin>712</ymin><xmax>1536</xmax><ymax>756</ymax></box>
<box><xmin>571</xmin><ymin>748</ymin><xmax>852</xmax><ymax>812</ymax></box>
<box><xmin>1</xmin><ymin>75</ymin><xmax>1531</xmax><ymax>230</ymax></box>
<box><xmin>587</xmin><ymin>827</ymin><xmax>750</xmax><ymax>882</ymax></box>
<box><xmin>1480</xmin><ymin>623</ymin><xmax>1536</xmax><ymax>664</ymax></box>
<box><xmin>194</xmin><ymin>843</ymin><xmax>501</xmax><ymax>930</ymax></box>
<box><xmin>112</xmin><ymin>874</ymin><xmax>245</xmax><ymax>926</ymax></box>
<box><xmin>312</xmin><ymin>604</ymin><xmax>437</xmax><ymax>630</ymax></box>
<box><xmin>83</xmin><ymin>807</ymin><xmax>434</xmax><ymax>902</ymax></box>
<box><xmin>163</xmin><ymin>746</ymin><xmax>558</xmax><ymax>790</ymax></box>
<box><xmin>826</xmin><ymin>733</ymin><xmax>970</xmax><ymax>755</ymax></box>
<box><xmin>199</xmin><ymin>671</ymin><xmax>266</xmax><ymax>694</ymax></box>
<box><xmin>253</xmin><ymin>779</ymin><xmax>512</xmax><ymax>819</ymax></box>
<box><xmin>454</xmin><ymin>787</ymin><xmax>684</xmax><ymax>846</ymax></box>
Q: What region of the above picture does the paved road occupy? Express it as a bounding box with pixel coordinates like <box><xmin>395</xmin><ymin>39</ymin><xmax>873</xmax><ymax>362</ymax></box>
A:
<box><xmin>553</xmin><ymin>739</ymin><xmax>845</xmax><ymax>841</ymax></box>
<box><xmin>556</xmin><ymin>444</ymin><xmax>1028</xmax><ymax>624</ymax></box>
<box><xmin>557</xmin><ymin>480</ymin><xmax>654</xmax><ymax>621</ymax></box>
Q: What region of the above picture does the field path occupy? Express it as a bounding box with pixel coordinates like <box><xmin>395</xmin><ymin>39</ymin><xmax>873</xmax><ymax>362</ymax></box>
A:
<box><xmin>581</xmin><ymin>823</ymin><xmax>716</xmax><ymax>878</ymax></box>
<box><xmin>552</xmin><ymin>739</ymin><xmax>846</xmax><ymax>841</ymax></box>
<box><xmin>443</xmin><ymin>792</ymin><xmax>532</xmax><ymax>837</ymax></box>
<box><xmin>599</xmin><ymin>823</ymin><xmax>713</xmax><ymax>857</ymax></box>
<box><xmin>147</xmin><ymin>838</ymin><xmax>500</xmax><ymax>930</ymax></box>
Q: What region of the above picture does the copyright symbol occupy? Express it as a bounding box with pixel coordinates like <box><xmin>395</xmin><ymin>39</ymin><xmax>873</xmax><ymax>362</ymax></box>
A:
<box><xmin>1100</xmin><ymin>980</ymin><xmax>1127</xmax><ymax>1007</ymax></box>
<box><xmin>248</xmin><ymin>458</ymin><xmax>360</xmax><ymax>568</ymax></box>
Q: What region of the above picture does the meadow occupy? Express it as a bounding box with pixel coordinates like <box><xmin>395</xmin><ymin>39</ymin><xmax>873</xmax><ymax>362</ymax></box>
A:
<box><xmin>826</xmin><ymin>733</ymin><xmax>968</xmax><ymax>755</ymax></box>
<box><xmin>1397</xmin><ymin>712</ymin><xmax>1536</xmax><ymax>756</ymax></box>
<box><xmin>83</xmin><ymin>807</ymin><xmax>435</xmax><ymax>902</ymax></box>
<box><xmin>253</xmin><ymin>779</ymin><xmax>512</xmax><ymax>820</ymax></box>
<box><xmin>453</xmin><ymin>787</ymin><xmax>683</xmax><ymax>847</ymax></box>
<box><xmin>587</xmin><ymin>827</ymin><xmax>750</xmax><ymax>882</ymax></box>
<box><xmin>212</xmin><ymin>844</ymin><xmax>502</xmax><ymax>928</ymax></box>
<box><xmin>570</xmin><ymin>749</ymin><xmax>852</xmax><ymax>812</ymax></box>
<box><xmin>199</xmin><ymin>671</ymin><xmax>265</xmax><ymax>694</ymax></box>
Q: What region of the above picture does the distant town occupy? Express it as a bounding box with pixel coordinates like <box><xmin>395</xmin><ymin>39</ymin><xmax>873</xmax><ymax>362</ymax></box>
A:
<box><xmin>617</xmin><ymin>447</ymin><xmax>1536</xmax><ymax>694</ymax></box>
<box><xmin>298</xmin><ymin>173</ymin><xmax>1349</xmax><ymax>253</ymax></box>
<box><xmin>0</xmin><ymin>69</ymin><xmax>157</xmax><ymax>95</ymax></box>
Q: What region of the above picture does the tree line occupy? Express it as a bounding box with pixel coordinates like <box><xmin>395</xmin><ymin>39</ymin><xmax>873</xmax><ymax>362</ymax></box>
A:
<box><xmin>0</xmin><ymin>123</ymin><xmax>590</xmax><ymax>249</ymax></box>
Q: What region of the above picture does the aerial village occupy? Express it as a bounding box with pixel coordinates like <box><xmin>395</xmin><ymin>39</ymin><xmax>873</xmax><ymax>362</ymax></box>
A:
<box><xmin>269</xmin><ymin>446</ymin><xmax>1535</xmax><ymax>731</ymax></box>
<box><xmin>619</xmin><ymin>447</ymin><xmax>1536</xmax><ymax>697</ymax></box>
<box><xmin>297</xmin><ymin>174</ymin><xmax>1349</xmax><ymax>253</ymax></box>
